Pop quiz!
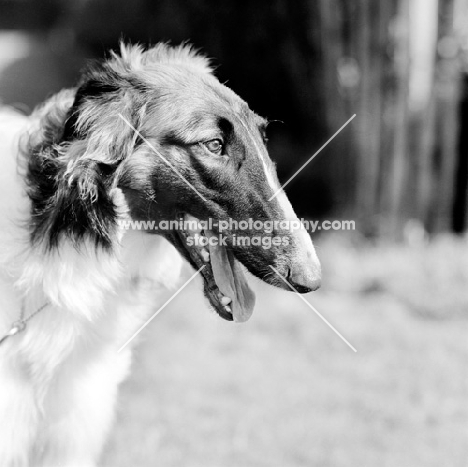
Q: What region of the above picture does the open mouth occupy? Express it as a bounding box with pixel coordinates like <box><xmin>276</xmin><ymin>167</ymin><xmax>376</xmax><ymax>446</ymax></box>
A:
<box><xmin>177</xmin><ymin>214</ymin><xmax>256</xmax><ymax>322</ymax></box>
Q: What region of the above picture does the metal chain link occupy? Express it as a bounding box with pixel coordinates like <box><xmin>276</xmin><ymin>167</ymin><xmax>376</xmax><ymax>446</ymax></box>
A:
<box><xmin>0</xmin><ymin>302</ymin><xmax>49</xmax><ymax>346</ymax></box>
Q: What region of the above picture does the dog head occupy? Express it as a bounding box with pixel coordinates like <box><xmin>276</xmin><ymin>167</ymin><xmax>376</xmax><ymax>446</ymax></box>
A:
<box><xmin>27</xmin><ymin>43</ymin><xmax>321</xmax><ymax>322</ymax></box>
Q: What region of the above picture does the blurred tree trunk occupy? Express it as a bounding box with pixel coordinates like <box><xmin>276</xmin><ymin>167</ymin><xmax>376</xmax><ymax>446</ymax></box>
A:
<box><xmin>387</xmin><ymin>0</ymin><xmax>410</xmax><ymax>239</ymax></box>
<box><xmin>453</xmin><ymin>75</ymin><xmax>468</xmax><ymax>232</ymax></box>
<box><xmin>433</xmin><ymin>0</ymin><xmax>460</xmax><ymax>232</ymax></box>
<box><xmin>453</xmin><ymin>0</ymin><xmax>468</xmax><ymax>233</ymax></box>
<box><xmin>411</xmin><ymin>0</ymin><xmax>439</xmax><ymax>230</ymax></box>
<box><xmin>318</xmin><ymin>0</ymin><xmax>357</xmax><ymax>216</ymax></box>
<box><xmin>355</xmin><ymin>0</ymin><xmax>383</xmax><ymax>233</ymax></box>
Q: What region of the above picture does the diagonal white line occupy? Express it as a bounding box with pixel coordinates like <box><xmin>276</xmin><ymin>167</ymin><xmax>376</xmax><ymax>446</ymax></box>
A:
<box><xmin>269</xmin><ymin>266</ymin><xmax>357</xmax><ymax>352</ymax></box>
<box><xmin>118</xmin><ymin>114</ymin><xmax>209</xmax><ymax>203</ymax></box>
<box><xmin>236</xmin><ymin>118</ymin><xmax>277</xmax><ymax>189</ymax></box>
<box><xmin>269</xmin><ymin>114</ymin><xmax>356</xmax><ymax>201</ymax></box>
<box><xmin>117</xmin><ymin>265</ymin><xmax>206</xmax><ymax>353</ymax></box>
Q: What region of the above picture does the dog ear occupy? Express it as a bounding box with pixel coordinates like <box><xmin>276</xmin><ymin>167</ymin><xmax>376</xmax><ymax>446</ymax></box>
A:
<box><xmin>27</xmin><ymin>69</ymin><xmax>141</xmax><ymax>250</ymax></box>
<box><xmin>62</xmin><ymin>65</ymin><xmax>143</xmax><ymax>164</ymax></box>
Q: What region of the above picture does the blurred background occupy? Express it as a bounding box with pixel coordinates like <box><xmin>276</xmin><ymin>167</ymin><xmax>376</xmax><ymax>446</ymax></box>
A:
<box><xmin>1</xmin><ymin>1</ymin><xmax>467</xmax><ymax>466</ymax></box>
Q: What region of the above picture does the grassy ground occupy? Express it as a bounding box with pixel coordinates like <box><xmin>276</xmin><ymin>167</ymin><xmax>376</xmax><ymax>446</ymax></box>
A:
<box><xmin>102</xmin><ymin>235</ymin><xmax>468</xmax><ymax>467</ymax></box>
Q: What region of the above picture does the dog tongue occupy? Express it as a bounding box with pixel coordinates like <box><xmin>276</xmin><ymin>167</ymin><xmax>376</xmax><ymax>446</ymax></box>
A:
<box><xmin>207</xmin><ymin>232</ymin><xmax>255</xmax><ymax>322</ymax></box>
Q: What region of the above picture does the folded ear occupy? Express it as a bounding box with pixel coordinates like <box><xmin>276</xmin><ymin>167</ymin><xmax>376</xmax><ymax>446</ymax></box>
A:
<box><xmin>27</xmin><ymin>64</ymin><xmax>140</xmax><ymax>250</ymax></box>
<box><xmin>62</xmin><ymin>62</ymin><xmax>143</xmax><ymax>164</ymax></box>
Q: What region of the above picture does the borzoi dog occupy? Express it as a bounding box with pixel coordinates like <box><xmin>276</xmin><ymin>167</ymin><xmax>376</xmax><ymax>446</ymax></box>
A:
<box><xmin>0</xmin><ymin>43</ymin><xmax>321</xmax><ymax>466</ymax></box>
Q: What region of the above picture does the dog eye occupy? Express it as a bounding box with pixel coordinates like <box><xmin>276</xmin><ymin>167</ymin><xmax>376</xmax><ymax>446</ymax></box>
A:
<box><xmin>203</xmin><ymin>139</ymin><xmax>224</xmax><ymax>155</ymax></box>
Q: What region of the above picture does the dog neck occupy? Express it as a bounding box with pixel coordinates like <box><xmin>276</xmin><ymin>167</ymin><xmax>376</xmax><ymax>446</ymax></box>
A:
<box><xmin>15</xmin><ymin>222</ymin><xmax>183</xmax><ymax>321</ymax></box>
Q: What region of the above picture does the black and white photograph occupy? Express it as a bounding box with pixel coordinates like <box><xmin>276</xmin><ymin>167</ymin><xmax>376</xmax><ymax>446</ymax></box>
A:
<box><xmin>0</xmin><ymin>1</ymin><xmax>467</xmax><ymax>466</ymax></box>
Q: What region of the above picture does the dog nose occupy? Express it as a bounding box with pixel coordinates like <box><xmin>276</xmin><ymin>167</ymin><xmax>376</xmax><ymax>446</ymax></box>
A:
<box><xmin>288</xmin><ymin>263</ymin><xmax>321</xmax><ymax>293</ymax></box>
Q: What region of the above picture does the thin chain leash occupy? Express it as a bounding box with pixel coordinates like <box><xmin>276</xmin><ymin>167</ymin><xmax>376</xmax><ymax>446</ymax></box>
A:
<box><xmin>0</xmin><ymin>302</ymin><xmax>49</xmax><ymax>346</ymax></box>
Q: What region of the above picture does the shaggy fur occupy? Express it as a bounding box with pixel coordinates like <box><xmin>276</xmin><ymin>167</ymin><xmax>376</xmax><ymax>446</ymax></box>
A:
<box><xmin>0</xmin><ymin>43</ymin><xmax>320</xmax><ymax>466</ymax></box>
